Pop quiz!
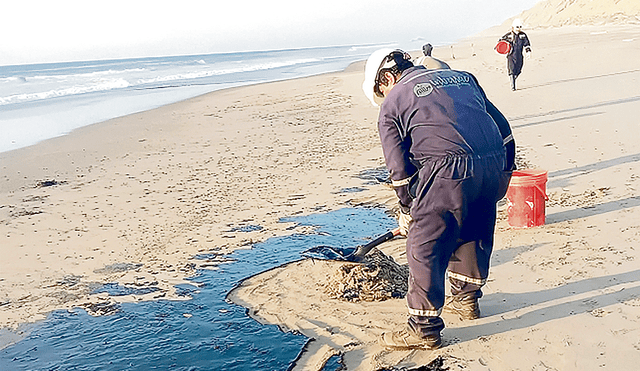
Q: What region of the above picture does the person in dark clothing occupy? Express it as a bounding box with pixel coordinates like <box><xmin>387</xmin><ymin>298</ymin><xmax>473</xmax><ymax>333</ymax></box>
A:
<box><xmin>500</xmin><ymin>18</ymin><xmax>532</xmax><ymax>90</ymax></box>
<box><xmin>362</xmin><ymin>49</ymin><xmax>515</xmax><ymax>349</ymax></box>
<box><xmin>413</xmin><ymin>43</ymin><xmax>450</xmax><ymax>70</ymax></box>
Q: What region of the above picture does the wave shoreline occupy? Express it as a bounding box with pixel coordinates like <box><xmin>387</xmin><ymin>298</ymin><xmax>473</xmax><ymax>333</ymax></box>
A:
<box><xmin>1</xmin><ymin>44</ymin><xmax>394</xmax><ymax>153</ymax></box>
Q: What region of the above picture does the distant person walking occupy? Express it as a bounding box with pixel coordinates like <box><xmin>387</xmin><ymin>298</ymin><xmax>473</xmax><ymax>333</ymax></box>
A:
<box><xmin>500</xmin><ymin>19</ymin><xmax>531</xmax><ymax>90</ymax></box>
<box><xmin>413</xmin><ymin>43</ymin><xmax>450</xmax><ymax>70</ymax></box>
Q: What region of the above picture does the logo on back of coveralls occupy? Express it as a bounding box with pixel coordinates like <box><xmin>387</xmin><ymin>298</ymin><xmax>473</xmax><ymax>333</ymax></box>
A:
<box><xmin>414</xmin><ymin>83</ymin><xmax>434</xmax><ymax>97</ymax></box>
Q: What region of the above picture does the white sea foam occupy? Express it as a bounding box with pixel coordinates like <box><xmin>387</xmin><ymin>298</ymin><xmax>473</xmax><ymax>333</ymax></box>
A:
<box><xmin>0</xmin><ymin>76</ymin><xmax>27</xmax><ymax>83</ymax></box>
<box><xmin>348</xmin><ymin>43</ymin><xmax>396</xmax><ymax>52</ymax></box>
<box><xmin>0</xmin><ymin>57</ymin><xmax>326</xmax><ymax>105</ymax></box>
<box><xmin>0</xmin><ymin>78</ymin><xmax>131</xmax><ymax>105</ymax></box>
<box><xmin>135</xmin><ymin>58</ymin><xmax>320</xmax><ymax>85</ymax></box>
<box><xmin>27</xmin><ymin>68</ymin><xmax>145</xmax><ymax>80</ymax></box>
<box><xmin>0</xmin><ymin>45</ymin><xmax>373</xmax><ymax>153</ymax></box>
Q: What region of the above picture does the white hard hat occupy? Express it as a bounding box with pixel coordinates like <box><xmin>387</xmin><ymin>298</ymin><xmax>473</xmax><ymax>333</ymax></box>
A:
<box><xmin>512</xmin><ymin>18</ymin><xmax>523</xmax><ymax>28</ymax></box>
<box><xmin>362</xmin><ymin>48</ymin><xmax>395</xmax><ymax>107</ymax></box>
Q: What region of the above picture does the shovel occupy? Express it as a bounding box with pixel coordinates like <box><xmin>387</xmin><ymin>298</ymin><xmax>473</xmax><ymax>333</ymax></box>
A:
<box><xmin>301</xmin><ymin>227</ymin><xmax>401</xmax><ymax>263</ymax></box>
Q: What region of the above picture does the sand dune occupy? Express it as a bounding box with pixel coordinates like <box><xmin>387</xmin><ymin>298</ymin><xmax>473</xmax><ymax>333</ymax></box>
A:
<box><xmin>506</xmin><ymin>0</ymin><xmax>640</xmax><ymax>28</ymax></box>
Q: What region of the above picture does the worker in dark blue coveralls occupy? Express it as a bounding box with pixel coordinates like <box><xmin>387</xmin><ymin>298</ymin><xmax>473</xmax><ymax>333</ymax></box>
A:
<box><xmin>362</xmin><ymin>48</ymin><xmax>515</xmax><ymax>349</ymax></box>
<box><xmin>500</xmin><ymin>18</ymin><xmax>532</xmax><ymax>91</ymax></box>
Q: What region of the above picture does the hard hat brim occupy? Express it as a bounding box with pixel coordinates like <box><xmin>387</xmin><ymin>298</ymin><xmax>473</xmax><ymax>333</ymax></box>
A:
<box><xmin>362</xmin><ymin>48</ymin><xmax>396</xmax><ymax>107</ymax></box>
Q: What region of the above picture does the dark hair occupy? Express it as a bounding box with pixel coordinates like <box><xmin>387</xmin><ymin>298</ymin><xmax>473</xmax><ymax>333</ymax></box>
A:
<box><xmin>374</xmin><ymin>51</ymin><xmax>414</xmax><ymax>97</ymax></box>
<box><xmin>422</xmin><ymin>43</ymin><xmax>433</xmax><ymax>56</ymax></box>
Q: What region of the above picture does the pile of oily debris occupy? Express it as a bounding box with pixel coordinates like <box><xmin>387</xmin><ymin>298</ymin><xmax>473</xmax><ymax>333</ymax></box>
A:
<box><xmin>323</xmin><ymin>248</ymin><xmax>408</xmax><ymax>302</ymax></box>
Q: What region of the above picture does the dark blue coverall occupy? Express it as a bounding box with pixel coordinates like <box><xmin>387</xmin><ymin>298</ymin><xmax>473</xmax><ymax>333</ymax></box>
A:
<box><xmin>378</xmin><ymin>66</ymin><xmax>514</xmax><ymax>336</ymax></box>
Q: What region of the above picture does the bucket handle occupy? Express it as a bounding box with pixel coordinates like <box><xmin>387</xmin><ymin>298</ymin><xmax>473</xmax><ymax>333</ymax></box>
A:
<box><xmin>536</xmin><ymin>184</ymin><xmax>548</xmax><ymax>200</ymax></box>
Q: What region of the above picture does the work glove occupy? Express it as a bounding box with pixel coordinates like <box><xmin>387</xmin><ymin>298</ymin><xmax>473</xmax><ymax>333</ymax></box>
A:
<box><xmin>397</xmin><ymin>203</ymin><xmax>413</xmax><ymax>237</ymax></box>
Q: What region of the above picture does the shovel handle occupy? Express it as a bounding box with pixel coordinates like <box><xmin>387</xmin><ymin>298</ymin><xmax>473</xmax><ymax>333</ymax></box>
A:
<box><xmin>350</xmin><ymin>227</ymin><xmax>401</xmax><ymax>259</ymax></box>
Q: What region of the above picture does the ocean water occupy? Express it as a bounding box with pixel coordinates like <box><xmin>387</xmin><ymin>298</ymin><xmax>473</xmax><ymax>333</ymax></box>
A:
<box><xmin>0</xmin><ymin>207</ymin><xmax>397</xmax><ymax>370</ymax></box>
<box><xmin>0</xmin><ymin>45</ymin><xmax>388</xmax><ymax>153</ymax></box>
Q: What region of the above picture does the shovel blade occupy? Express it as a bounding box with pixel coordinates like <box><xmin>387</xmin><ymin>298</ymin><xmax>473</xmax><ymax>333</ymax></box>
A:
<box><xmin>301</xmin><ymin>246</ymin><xmax>357</xmax><ymax>261</ymax></box>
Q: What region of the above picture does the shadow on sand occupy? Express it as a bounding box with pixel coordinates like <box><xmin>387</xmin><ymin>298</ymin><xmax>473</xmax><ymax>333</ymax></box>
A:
<box><xmin>446</xmin><ymin>269</ymin><xmax>640</xmax><ymax>343</ymax></box>
<box><xmin>509</xmin><ymin>94</ymin><xmax>640</xmax><ymax>126</ymax></box>
<box><xmin>547</xmin><ymin>152</ymin><xmax>640</xmax><ymax>189</ymax></box>
<box><xmin>516</xmin><ymin>69</ymin><xmax>640</xmax><ymax>91</ymax></box>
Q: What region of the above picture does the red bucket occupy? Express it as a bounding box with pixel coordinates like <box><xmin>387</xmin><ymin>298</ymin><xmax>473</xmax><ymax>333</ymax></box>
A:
<box><xmin>495</xmin><ymin>40</ymin><xmax>512</xmax><ymax>55</ymax></box>
<box><xmin>506</xmin><ymin>169</ymin><xmax>548</xmax><ymax>228</ymax></box>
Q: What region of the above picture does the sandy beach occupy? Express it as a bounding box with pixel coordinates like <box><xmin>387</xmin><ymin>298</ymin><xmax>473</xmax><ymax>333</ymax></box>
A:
<box><xmin>2</xmin><ymin>1</ymin><xmax>640</xmax><ymax>369</ymax></box>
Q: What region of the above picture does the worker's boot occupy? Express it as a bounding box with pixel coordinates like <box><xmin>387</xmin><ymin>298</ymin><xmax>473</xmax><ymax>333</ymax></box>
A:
<box><xmin>379</xmin><ymin>325</ymin><xmax>441</xmax><ymax>350</ymax></box>
<box><xmin>379</xmin><ymin>316</ymin><xmax>443</xmax><ymax>350</ymax></box>
<box><xmin>443</xmin><ymin>295</ymin><xmax>480</xmax><ymax>320</ymax></box>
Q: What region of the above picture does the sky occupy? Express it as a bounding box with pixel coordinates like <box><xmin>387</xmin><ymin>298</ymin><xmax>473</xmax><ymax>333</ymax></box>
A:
<box><xmin>1</xmin><ymin>0</ymin><xmax>541</xmax><ymax>66</ymax></box>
